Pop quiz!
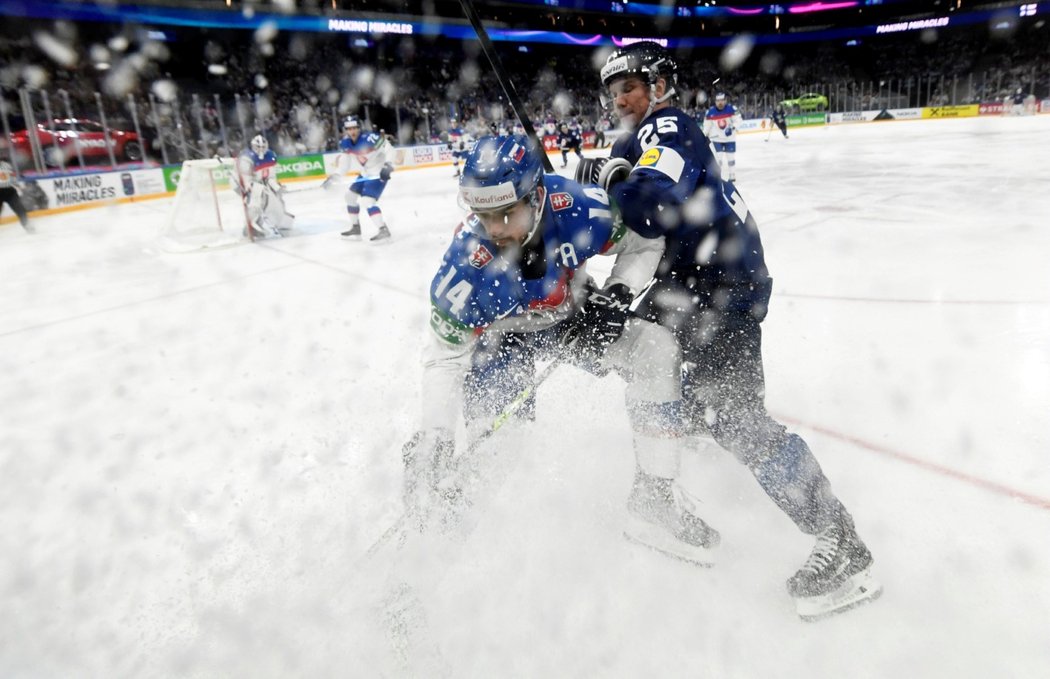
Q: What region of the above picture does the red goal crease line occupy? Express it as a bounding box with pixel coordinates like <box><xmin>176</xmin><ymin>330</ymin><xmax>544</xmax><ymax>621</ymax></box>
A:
<box><xmin>775</xmin><ymin>413</ymin><xmax>1050</xmax><ymax>512</ymax></box>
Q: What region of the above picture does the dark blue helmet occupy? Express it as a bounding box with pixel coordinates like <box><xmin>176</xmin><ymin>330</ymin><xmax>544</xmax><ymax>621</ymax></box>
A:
<box><xmin>459</xmin><ymin>135</ymin><xmax>544</xmax><ymax>214</ymax></box>
<box><xmin>600</xmin><ymin>41</ymin><xmax>679</xmax><ymax>95</ymax></box>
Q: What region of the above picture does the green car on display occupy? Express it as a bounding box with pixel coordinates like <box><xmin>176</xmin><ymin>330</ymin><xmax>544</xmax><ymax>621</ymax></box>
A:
<box><xmin>780</xmin><ymin>92</ymin><xmax>829</xmax><ymax>112</ymax></box>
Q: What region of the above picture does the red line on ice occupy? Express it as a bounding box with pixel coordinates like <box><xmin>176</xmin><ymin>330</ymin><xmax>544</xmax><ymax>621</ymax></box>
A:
<box><xmin>776</xmin><ymin>414</ymin><xmax>1050</xmax><ymax>511</ymax></box>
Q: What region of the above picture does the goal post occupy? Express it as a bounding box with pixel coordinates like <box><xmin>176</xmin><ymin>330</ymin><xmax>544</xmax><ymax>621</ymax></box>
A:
<box><xmin>159</xmin><ymin>157</ymin><xmax>253</xmax><ymax>253</ymax></box>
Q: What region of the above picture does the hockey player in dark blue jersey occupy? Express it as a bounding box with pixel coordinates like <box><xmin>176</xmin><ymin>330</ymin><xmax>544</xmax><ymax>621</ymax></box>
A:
<box><xmin>557</xmin><ymin>122</ymin><xmax>583</xmax><ymax>168</ymax></box>
<box><xmin>770</xmin><ymin>105</ymin><xmax>789</xmax><ymax>139</ymax></box>
<box><xmin>402</xmin><ymin>134</ymin><xmax>719</xmax><ymax>565</ymax></box>
<box><xmin>588</xmin><ymin>41</ymin><xmax>880</xmax><ymax>620</ymax></box>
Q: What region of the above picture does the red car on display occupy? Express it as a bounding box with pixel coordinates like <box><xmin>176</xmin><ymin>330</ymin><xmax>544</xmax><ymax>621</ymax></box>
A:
<box><xmin>5</xmin><ymin>118</ymin><xmax>145</xmax><ymax>167</ymax></box>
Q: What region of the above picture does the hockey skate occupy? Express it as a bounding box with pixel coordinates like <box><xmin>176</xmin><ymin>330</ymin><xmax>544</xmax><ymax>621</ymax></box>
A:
<box><xmin>250</xmin><ymin>217</ymin><xmax>282</xmax><ymax>239</ymax></box>
<box><xmin>340</xmin><ymin>223</ymin><xmax>362</xmax><ymax>240</ymax></box>
<box><xmin>370</xmin><ymin>226</ymin><xmax>392</xmax><ymax>243</ymax></box>
<box><xmin>788</xmin><ymin>519</ymin><xmax>882</xmax><ymax>621</ymax></box>
<box><xmin>624</xmin><ymin>470</ymin><xmax>719</xmax><ymax>567</ymax></box>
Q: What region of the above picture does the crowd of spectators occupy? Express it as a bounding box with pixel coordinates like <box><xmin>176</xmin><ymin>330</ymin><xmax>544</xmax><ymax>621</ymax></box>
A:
<box><xmin>1</xmin><ymin>14</ymin><xmax>1048</xmax><ymax>167</ymax></box>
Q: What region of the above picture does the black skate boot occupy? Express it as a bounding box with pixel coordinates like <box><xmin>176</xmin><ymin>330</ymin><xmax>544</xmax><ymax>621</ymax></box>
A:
<box><xmin>624</xmin><ymin>470</ymin><xmax>719</xmax><ymax>567</ymax></box>
<box><xmin>788</xmin><ymin>518</ymin><xmax>882</xmax><ymax>621</ymax></box>
<box><xmin>370</xmin><ymin>225</ymin><xmax>392</xmax><ymax>243</ymax></box>
<box><xmin>341</xmin><ymin>223</ymin><xmax>362</xmax><ymax>240</ymax></box>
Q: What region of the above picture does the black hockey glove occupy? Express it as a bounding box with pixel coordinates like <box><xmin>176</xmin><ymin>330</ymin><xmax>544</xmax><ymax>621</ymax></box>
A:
<box><xmin>561</xmin><ymin>283</ymin><xmax>633</xmax><ymax>359</ymax></box>
<box><xmin>574</xmin><ymin>157</ymin><xmax>632</xmax><ymax>192</ymax></box>
<box><xmin>379</xmin><ymin>163</ymin><xmax>393</xmax><ymax>182</ymax></box>
<box><xmin>401</xmin><ymin>429</ymin><xmax>459</xmax><ymax>525</ymax></box>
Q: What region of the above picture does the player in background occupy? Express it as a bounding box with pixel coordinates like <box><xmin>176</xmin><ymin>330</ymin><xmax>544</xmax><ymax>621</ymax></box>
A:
<box><xmin>592</xmin><ymin>41</ymin><xmax>880</xmax><ymax>620</ymax></box>
<box><xmin>402</xmin><ymin>134</ymin><xmax>719</xmax><ymax>565</ymax></box>
<box><xmin>325</xmin><ymin>116</ymin><xmax>394</xmax><ymax>242</ymax></box>
<box><xmin>237</xmin><ymin>134</ymin><xmax>293</xmax><ymax>238</ymax></box>
<box><xmin>557</xmin><ymin>122</ymin><xmax>583</xmax><ymax>168</ymax></box>
<box><xmin>770</xmin><ymin>105</ymin><xmax>789</xmax><ymax>140</ymax></box>
<box><xmin>1010</xmin><ymin>87</ymin><xmax>1027</xmax><ymax>115</ymax></box>
<box><xmin>0</xmin><ymin>157</ymin><xmax>32</xmax><ymax>233</ymax></box>
<box><xmin>447</xmin><ymin>118</ymin><xmax>473</xmax><ymax>178</ymax></box>
<box><xmin>594</xmin><ymin>115</ymin><xmax>610</xmax><ymax>149</ymax></box>
<box><xmin>703</xmin><ymin>93</ymin><xmax>742</xmax><ymax>181</ymax></box>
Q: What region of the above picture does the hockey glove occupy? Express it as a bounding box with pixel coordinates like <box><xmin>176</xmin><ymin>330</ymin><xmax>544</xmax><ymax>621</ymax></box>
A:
<box><xmin>561</xmin><ymin>283</ymin><xmax>633</xmax><ymax>359</ymax></box>
<box><xmin>379</xmin><ymin>163</ymin><xmax>393</xmax><ymax>182</ymax></box>
<box><xmin>574</xmin><ymin>157</ymin><xmax>632</xmax><ymax>192</ymax></box>
<box><xmin>401</xmin><ymin>429</ymin><xmax>459</xmax><ymax>526</ymax></box>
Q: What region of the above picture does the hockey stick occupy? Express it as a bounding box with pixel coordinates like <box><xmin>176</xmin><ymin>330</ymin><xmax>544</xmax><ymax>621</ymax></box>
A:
<box><xmin>280</xmin><ymin>183</ymin><xmax>324</xmax><ymax>195</ymax></box>
<box><xmin>360</xmin><ymin>355</ymin><xmax>564</xmax><ymax>673</ymax></box>
<box><xmin>361</xmin><ymin>356</ymin><xmax>564</xmax><ymax>563</ymax></box>
<box><xmin>213</xmin><ymin>154</ymin><xmax>256</xmax><ymax>241</ymax></box>
<box><xmin>457</xmin><ymin>0</ymin><xmax>554</xmax><ymax>173</ymax></box>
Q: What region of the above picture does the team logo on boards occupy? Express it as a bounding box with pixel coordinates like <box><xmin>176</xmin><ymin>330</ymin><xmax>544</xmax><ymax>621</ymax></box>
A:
<box><xmin>549</xmin><ymin>192</ymin><xmax>573</xmax><ymax>211</ymax></box>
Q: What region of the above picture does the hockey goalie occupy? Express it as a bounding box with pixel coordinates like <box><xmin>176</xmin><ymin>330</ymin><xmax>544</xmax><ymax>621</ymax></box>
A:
<box><xmin>237</xmin><ymin>134</ymin><xmax>294</xmax><ymax>238</ymax></box>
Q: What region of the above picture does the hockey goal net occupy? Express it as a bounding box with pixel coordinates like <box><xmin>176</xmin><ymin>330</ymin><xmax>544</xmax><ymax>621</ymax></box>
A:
<box><xmin>159</xmin><ymin>158</ymin><xmax>253</xmax><ymax>252</ymax></box>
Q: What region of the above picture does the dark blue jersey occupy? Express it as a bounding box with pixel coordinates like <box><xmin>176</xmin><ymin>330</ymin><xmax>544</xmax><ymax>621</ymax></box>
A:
<box><xmin>772</xmin><ymin>109</ymin><xmax>787</xmax><ymax>125</ymax></box>
<box><xmin>610</xmin><ymin>106</ymin><xmax>771</xmax><ymax>310</ymax></box>
<box><xmin>558</xmin><ymin>129</ymin><xmax>582</xmax><ymax>149</ymax></box>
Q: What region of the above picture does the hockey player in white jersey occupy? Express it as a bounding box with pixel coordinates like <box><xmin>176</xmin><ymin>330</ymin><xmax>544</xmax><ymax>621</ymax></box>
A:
<box><xmin>325</xmin><ymin>116</ymin><xmax>395</xmax><ymax>242</ymax></box>
<box><xmin>237</xmin><ymin>134</ymin><xmax>294</xmax><ymax>238</ymax></box>
<box><xmin>703</xmin><ymin>93</ymin><xmax>743</xmax><ymax>181</ymax></box>
<box><xmin>447</xmin><ymin>118</ymin><xmax>473</xmax><ymax>178</ymax></box>
<box><xmin>402</xmin><ymin>134</ymin><xmax>720</xmax><ymax>566</ymax></box>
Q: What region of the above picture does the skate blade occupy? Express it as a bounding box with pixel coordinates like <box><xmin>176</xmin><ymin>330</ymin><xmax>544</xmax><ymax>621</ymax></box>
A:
<box><xmin>623</xmin><ymin>515</ymin><xmax>717</xmax><ymax>568</ymax></box>
<box><xmin>795</xmin><ymin>567</ymin><xmax>882</xmax><ymax>622</ymax></box>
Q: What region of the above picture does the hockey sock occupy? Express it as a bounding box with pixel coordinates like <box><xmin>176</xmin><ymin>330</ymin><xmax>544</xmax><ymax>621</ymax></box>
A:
<box><xmin>628</xmin><ymin>401</ymin><xmax>686</xmax><ymax>479</ymax></box>
<box><xmin>367</xmin><ymin>204</ymin><xmax>386</xmax><ymax>228</ymax></box>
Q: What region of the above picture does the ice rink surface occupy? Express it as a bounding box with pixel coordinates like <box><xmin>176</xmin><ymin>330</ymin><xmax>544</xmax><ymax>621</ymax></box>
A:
<box><xmin>1</xmin><ymin>115</ymin><xmax>1049</xmax><ymax>677</ymax></box>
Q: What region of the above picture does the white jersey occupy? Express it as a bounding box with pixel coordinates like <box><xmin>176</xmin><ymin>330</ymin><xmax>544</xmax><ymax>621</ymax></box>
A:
<box><xmin>703</xmin><ymin>104</ymin><xmax>743</xmax><ymax>143</ymax></box>
<box><xmin>338</xmin><ymin>131</ymin><xmax>394</xmax><ymax>179</ymax></box>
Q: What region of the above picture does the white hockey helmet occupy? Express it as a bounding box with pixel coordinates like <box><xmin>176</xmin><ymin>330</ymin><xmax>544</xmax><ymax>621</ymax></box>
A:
<box><xmin>250</xmin><ymin>134</ymin><xmax>268</xmax><ymax>155</ymax></box>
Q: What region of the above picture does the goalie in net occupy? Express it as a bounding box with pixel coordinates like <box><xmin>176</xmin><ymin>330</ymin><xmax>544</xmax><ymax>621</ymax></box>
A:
<box><xmin>237</xmin><ymin>135</ymin><xmax>294</xmax><ymax>238</ymax></box>
<box><xmin>159</xmin><ymin>135</ymin><xmax>294</xmax><ymax>252</ymax></box>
